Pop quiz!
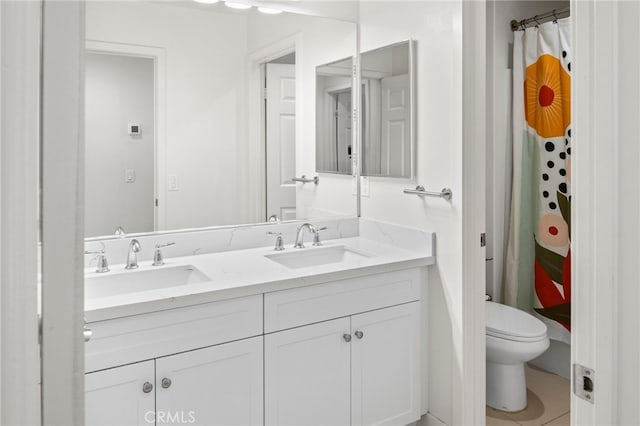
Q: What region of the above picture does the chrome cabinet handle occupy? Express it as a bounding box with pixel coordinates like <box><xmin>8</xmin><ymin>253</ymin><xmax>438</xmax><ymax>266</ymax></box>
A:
<box><xmin>343</xmin><ymin>333</ymin><xmax>352</xmax><ymax>343</ymax></box>
<box><xmin>161</xmin><ymin>377</ymin><xmax>172</xmax><ymax>389</ymax></box>
<box><xmin>83</xmin><ymin>327</ymin><xmax>93</xmax><ymax>342</ymax></box>
<box><xmin>142</xmin><ymin>382</ymin><xmax>153</xmax><ymax>394</ymax></box>
<box><xmin>354</xmin><ymin>330</ymin><xmax>364</xmax><ymax>339</ymax></box>
<box><xmin>83</xmin><ymin>318</ymin><xmax>93</xmax><ymax>342</ymax></box>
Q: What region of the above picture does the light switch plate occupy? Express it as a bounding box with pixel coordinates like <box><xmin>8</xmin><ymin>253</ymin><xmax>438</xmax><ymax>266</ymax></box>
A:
<box><xmin>125</xmin><ymin>169</ymin><xmax>135</xmax><ymax>183</ymax></box>
<box><xmin>361</xmin><ymin>176</ymin><xmax>370</xmax><ymax>197</ymax></box>
<box><xmin>168</xmin><ymin>174</ymin><xmax>179</xmax><ymax>191</ymax></box>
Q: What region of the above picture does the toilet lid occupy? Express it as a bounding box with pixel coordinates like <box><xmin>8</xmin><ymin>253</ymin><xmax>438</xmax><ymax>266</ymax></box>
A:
<box><xmin>486</xmin><ymin>301</ymin><xmax>548</xmax><ymax>340</ymax></box>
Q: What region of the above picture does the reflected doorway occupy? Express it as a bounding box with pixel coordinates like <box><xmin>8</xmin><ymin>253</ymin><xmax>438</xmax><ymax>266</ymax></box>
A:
<box><xmin>264</xmin><ymin>53</ymin><xmax>297</xmax><ymax>222</ymax></box>
<box><xmin>85</xmin><ymin>52</ymin><xmax>156</xmax><ymax>237</ymax></box>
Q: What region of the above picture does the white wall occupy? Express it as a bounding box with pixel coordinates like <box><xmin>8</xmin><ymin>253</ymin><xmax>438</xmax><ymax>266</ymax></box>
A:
<box><xmin>358</xmin><ymin>2</ymin><xmax>463</xmax><ymax>424</ymax></box>
<box><xmin>85</xmin><ymin>53</ymin><xmax>155</xmax><ymax>237</ymax></box>
<box><xmin>86</xmin><ymin>1</ymin><xmax>251</xmax><ymax>231</ymax></box>
<box><xmin>245</xmin><ymin>12</ymin><xmax>358</xmax><ymax>220</ymax></box>
<box><xmin>485</xmin><ymin>0</ymin><xmax>568</xmax><ymax>302</ymax></box>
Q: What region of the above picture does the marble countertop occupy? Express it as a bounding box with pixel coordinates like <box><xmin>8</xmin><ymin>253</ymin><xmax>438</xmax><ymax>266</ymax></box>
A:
<box><xmin>85</xmin><ymin>236</ymin><xmax>434</xmax><ymax>322</ymax></box>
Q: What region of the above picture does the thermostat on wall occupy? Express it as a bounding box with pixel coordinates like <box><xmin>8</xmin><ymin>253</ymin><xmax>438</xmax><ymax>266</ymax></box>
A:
<box><xmin>128</xmin><ymin>123</ymin><xmax>141</xmax><ymax>135</ymax></box>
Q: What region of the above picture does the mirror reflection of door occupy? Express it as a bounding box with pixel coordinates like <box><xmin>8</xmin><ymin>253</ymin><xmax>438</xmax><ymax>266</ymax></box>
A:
<box><xmin>332</xmin><ymin>89</ymin><xmax>353</xmax><ymax>174</ymax></box>
<box><xmin>265</xmin><ymin>56</ymin><xmax>296</xmax><ymax>222</ymax></box>
<box><xmin>315</xmin><ymin>57</ymin><xmax>354</xmax><ymax>175</ymax></box>
<box><xmin>85</xmin><ymin>52</ymin><xmax>155</xmax><ymax>237</ymax></box>
<box><xmin>361</xmin><ymin>40</ymin><xmax>413</xmax><ymax>178</ymax></box>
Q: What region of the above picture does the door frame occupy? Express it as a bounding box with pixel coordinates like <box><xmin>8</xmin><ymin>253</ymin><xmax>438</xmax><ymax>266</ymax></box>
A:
<box><xmin>461</xmin><ymin>0</ymin><xmax>487</xmax><ymax>424</ymax></box>
<box><xmin>0</xmin><ymin>0</ymin><xmax>42</xmax><ymax>423</ymax></box>
<box><xmin>247</xmin><ymin>34</ymin><xmax>301</xmax><ymax>223</ymax></box>
<box><xmin>40</xmin><ymin>0</ymin><xmax>85</xmax><ymax>424</ymax></box>
<box><xmin>84</xmin><ymin>40</ymin><xmax>166</xmax><ymax>232</ymax></box>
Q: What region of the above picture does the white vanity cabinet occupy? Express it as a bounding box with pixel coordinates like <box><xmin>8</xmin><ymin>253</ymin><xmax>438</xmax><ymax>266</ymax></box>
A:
<box><xmin>85</xmin><ymin>337</ymin><xmax>263</xmax><ymax>426</ymax></box>
<box><xmin>85</xmin><ymin>268</ymin><xmax>425</xmax><ymax>426</ymax></box>
<box><xmin>155</xmin><ymin>336</ymin><xmax>263</xmax><ymax>426</ymax></box>
<box><xmin>264</xmin><ymin>317</ymin><xmax>353</xmax><ymax>426</ymax></box>
<box><xmin>264</xmin><ymin>269</ymin><xmax>422</xmax><ymax>426</ymax></box>
<box><xmin>350</xmin><ymin>303</ymin><xmax>421</xmax><ymax>426</ymax></box>
<box><xmin>85</xmin><ymin>360</ymin><xmax>155</xmax><ymax>426</ymax></box>
<box><xmin>85</xmin><ymin>294</ymin><xmax>264</xmax><ymax>426</ymax></box>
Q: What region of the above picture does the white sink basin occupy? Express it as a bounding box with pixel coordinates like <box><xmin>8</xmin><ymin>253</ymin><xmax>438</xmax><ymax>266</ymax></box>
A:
<box><xmin>265</xmin><ymin>245</ymin><xmax>372</xmax><ymax>269</ymax></box>
<box><xmin>86</xmin><ymin>265</ymin><xmax>210</xmax><ymax>299</ymax></box>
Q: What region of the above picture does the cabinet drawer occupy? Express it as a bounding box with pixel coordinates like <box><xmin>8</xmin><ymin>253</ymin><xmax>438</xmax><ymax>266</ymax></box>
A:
<box><xmin>264</xmin><ymin>269</ymin><xmax>421</xmax><ymax>333</ymax></box>
<box><xmin>85</xmin><ymin>294</ymin><xmax>262</xmax><ymax>372</ymax></box>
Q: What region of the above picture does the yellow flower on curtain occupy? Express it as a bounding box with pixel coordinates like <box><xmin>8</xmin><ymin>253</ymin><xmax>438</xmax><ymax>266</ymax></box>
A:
<box><xmin>524</xmin><ymin>54</ymin><xmax>571</xmax><ymax>138</ymax></box>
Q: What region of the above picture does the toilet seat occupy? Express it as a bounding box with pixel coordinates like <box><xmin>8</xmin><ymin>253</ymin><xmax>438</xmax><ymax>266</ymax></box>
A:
<box><xmin>486</xmin><ymin>301</ymin><xmax>548</xmax><ymax>342</ymax></box>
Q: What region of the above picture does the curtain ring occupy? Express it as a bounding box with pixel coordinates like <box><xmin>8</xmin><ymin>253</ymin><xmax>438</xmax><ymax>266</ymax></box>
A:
<box><xmin>552</xmin><ymin>9</ymin><xmax>559</xmax><ymax>23</ymax></box>
<box><xmin>533</xmin><ymin>15</ymin><xmax>541</xmax><ymax>27</ymax></box>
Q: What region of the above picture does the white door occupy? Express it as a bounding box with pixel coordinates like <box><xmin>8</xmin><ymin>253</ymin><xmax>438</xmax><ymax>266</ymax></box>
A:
<box><xmin>85</xmin><ymin>360</ymin><xmax>155</xmax><ymax>426</ymax></box>
<box><xmin>380</xmin><ymin>73</ymin><xmax>410</xmax><ymax>177</ymax></box>
<box><xmin>265</xmin><ymin>63</ymin><xmax>296</xmax><ymax>221</ymax></box>
<box><xmin>351</xmin><ymin>303</ymin><xmax>421</xmax><ymax>426</ymax></box>
<box><xmin>155</xmin><ymin>336</ymin><xmax>263</xmax><ymax>426</ymax></box>
<box><xmin>264</xmin><ymin>317</ymin><xmax>351</xmax><ymax>426</ymax></box>
<box><xmin>335</xmin><ymin>90</ymin><xmax>353</xmax><ymax>174</ymax></box>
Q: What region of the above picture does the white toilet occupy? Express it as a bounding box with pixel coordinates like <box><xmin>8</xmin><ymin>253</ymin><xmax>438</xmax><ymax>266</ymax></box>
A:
<box><xmin>486</xmin><ymin>301</ymin><xmax>550</xmax><ymax>412</ymax></box>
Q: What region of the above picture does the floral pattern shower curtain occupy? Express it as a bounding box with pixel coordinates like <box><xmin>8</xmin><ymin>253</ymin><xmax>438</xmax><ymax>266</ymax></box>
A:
<box><xmin>505</xmin><ymin>18</ymin><xmax>572</xmax><ymax>344</ymax></box>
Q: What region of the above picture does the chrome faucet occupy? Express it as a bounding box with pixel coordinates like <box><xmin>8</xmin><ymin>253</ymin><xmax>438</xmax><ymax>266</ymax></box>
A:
<box><xmin>85</xmin><ymin>245</ymin><xmax>110</xmax><ymax>273</ymax></box>
<box><xmin>152</xmin><ymin>242</ymin><xmax>176</xmax><ymax>266</ymax></box>
<box><xmin>294</xmin><ymin>223</ymin><xmax>316</xmax><ymax>249</ymax></box>
<box><xmin>312</xmin><ymin>226</ymin><xmax>327</xmax><ymax>246</ymax></box>
<box><xmin>125</xmin><ymin>239</ymin><xmax>141</xmax><ymax>269</ymax></box>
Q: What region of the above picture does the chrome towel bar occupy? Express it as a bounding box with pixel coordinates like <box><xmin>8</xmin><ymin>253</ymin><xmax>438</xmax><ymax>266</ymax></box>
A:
<box><xmin>403</xmin><ymin>185</ymin><xmax>453</xmax><ymax>201</ymax></box>
<box><xmin>292</xmin><ymin>175</ymin><xmax>319</xmax><ymax>185</ymax></box>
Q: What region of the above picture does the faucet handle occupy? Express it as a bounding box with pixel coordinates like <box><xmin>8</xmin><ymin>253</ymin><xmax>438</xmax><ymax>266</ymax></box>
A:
<box><xmin>155</xmin><ymin>241</ymin><xmax>176</xmax><ymax>249</ymax></box>
<box><xmin>84</xmin><ymin>246</ymin><xmax>110</xmax><ymax>273</ymax></box>
<box><xmin>313</xmin><ymin>226</ymin><xmax>327</xmax><ymax>246</ymax></box>
<box><xmin>152</xmin><ymin>242</ymin><xmax>176</xmax><ymax>266</ymax></box>
<box><xmin>267</xmin><ymin>232</ymin><xmax>285</xmax><ymax>251</ymax></box>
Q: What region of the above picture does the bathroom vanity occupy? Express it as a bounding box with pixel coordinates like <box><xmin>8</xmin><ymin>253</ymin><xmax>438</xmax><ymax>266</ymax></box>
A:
<box><xmin>84</xmin><ymin>219</ymin><xmax>433</xmax><ymax>426</ymax></box>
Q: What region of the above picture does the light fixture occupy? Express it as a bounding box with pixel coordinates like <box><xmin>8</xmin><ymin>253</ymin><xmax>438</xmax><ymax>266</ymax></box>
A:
<box><xmin>225</xmin><ymin>1</ymin><xmax>252</xmax><ymax>9</ymax></box>
<box><xmin>258</xmin><ymin>7</ymin><xmax>282</xmax><ymax>14</ymax></box>
<box><xmin>193</xmin><ymin>0</ymin><xmax>220</xmax><ymax>3</ymax></box>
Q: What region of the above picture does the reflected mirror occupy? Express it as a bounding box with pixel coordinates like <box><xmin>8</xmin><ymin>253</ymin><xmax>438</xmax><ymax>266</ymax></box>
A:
<box><xmin>315</xmin><ymin>57</ymin><xmax>354</xmax><ymax>175</ymax></box>
<box><xmin>361</xmin><ymin>40</ymin><xmax>414</xmax><ymax>178</ymax></box>
<box><xmin>84</xmin><ymin>1</ymin><xmax>357</xmax><ymax>238</ymax></box>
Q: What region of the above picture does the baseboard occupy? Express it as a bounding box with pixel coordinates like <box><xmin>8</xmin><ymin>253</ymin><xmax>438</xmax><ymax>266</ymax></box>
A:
<box><xmin>416</xmin><ymin>412</ymin><xmax>447</xmax><ymax>426</ymax></box>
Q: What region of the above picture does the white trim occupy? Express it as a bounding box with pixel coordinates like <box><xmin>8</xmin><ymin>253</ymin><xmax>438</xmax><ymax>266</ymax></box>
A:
<box><xmin>462</xmin><ymin>0</ymin><xmax>486</xmax><ymax>424</ymax></box>
<box><xmin>247</xmin><ymin>33</ymin><xmax>301</xmax><ymax>222</ymax></box>
<box><xmin>40</xmin><ymin>1</ymin><xmax>84</xmax><ymax>423</ymax></box>
<box><xmin>85</xmin><ymin>40</ymin><xmax>167</xmax><ymax>231</ymax></box>
<box><xmin>0</xmin><ymin>1</ymin><xmax>42</xmax><ymax>424</ymax></box>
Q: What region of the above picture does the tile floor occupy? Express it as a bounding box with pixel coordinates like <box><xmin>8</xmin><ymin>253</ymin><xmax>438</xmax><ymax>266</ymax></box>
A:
<box><xmin>486</xmin><ymin>364</ymin><xmax>570</xmax><ymax>426</ymax></box>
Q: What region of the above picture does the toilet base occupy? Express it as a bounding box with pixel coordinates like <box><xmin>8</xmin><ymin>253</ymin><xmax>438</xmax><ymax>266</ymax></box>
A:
<box><xmin>486</xmin><ymin>361</ymin><xmax>527</xmax><ymax>412</ymax></box>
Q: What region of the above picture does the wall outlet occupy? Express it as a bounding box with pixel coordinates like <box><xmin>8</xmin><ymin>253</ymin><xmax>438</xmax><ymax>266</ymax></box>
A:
<box><xmin>168</xmin><ymin>174</ymin><xmax>179</xmax><ymax>191</ymax></box>
<box><xmin>125</xmin><ymin>169</ymin><xmax>135</xmax><ymax>183</ymax></box>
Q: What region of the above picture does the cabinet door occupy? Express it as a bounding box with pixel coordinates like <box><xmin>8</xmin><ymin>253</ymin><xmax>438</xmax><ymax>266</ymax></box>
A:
<box><xmin>155</xmin><ymin>336</ymin><xmax>263</xmax><ymax>426</ymax></box>
<box><xmin>265</xmin><ymin>317</ymin><xmax>351</xmax><ymax>426</ymax></box>
<box><xmin>85</xmin><ymin>360</ymin><xmax>155</xmax><ymax>426</ymax></box>
<box><xmin>351</xmin><ymin>302</ymin><xmax>421</xmax><ymax>426</ymax></box>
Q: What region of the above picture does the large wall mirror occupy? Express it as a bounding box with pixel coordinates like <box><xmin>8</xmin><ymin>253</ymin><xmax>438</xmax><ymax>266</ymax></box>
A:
<box><xmin>84</xmin><ymin>1</ymin><xmax>357</xmax><ymax>238</ymax></box>
<box><xmin>360</xmin><ymin>40</ymin><xmax>415</xmax><ymax>179</ymax></box>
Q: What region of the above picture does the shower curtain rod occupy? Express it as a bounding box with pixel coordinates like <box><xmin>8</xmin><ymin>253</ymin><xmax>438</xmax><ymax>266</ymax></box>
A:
<box><xmin>510</xmin><ymin>7</ymin><xmax>570</xmax><ymax>31</ymax></box>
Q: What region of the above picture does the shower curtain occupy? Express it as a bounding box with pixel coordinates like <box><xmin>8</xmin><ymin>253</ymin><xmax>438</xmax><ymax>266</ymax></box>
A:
<box><xmin>505</xmin><ymin>18</ymin><xmax>571</xmax><ymax>344</ymax></box>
